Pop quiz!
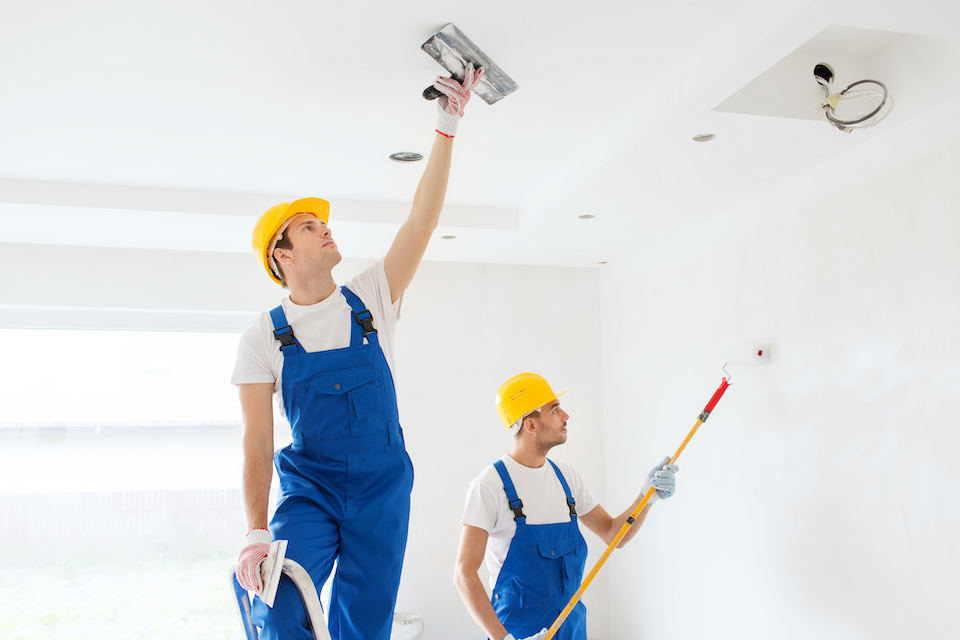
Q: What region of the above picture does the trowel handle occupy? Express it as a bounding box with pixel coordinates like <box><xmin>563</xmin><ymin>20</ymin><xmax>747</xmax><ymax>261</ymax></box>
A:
<box><xmin>423</xmin><ymin>71</ymin><xmax>466</xmax><ymax>100</ymax></box>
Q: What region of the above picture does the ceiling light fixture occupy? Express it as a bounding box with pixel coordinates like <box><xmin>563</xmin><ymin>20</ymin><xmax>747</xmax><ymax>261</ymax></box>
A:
<box><xmin>692</xmin><ymin>133</ymin><xmax>716</xmax><ymax>142</ymax></box>
<box><xmin>389</xmin><ymin>151</ymin><xmax>424</xmax><ymax>162</ymax></box>
<box><xmin>441</xmin><ymin>235</ymin><xmax>456</xmax><ymax>240</ymax></box>
<box><xmin>578</xmin><ymin>214</ymin><xmax>595</xmax><ymax>219</ymax></box>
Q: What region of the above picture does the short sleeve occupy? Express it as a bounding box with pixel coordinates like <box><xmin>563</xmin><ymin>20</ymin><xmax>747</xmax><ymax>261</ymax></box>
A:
<box><xmin>231</xmin><ymin>316</ymin><xmax>278</xmax><ymax>385</ymax></box>
<box><xmin>461</xmin><ymin>472</ymin><xmax>502</xmax><ymax>534</ymax></box>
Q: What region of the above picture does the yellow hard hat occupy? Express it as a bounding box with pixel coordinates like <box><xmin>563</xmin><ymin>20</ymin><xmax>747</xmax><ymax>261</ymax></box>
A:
<box><xmin>495</xmin><ymin>373</ymin><xmax>567</xmax><ymax>429</ymax></box>
<box><xmin>252</xmin><ymin>197</ymin><xmax>330</xmax><ymax>284</ymax></box>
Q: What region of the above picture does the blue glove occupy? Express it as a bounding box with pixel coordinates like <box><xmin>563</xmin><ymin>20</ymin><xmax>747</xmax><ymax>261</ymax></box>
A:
<box><xmin>643</xmin><ymin>462</ymin><xmax>679</xmax><ymax>501</ymax></box>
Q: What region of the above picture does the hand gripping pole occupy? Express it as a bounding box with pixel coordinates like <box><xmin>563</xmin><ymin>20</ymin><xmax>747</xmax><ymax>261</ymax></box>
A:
<box><xmin>544</xmin><ymin>374</ymin><xmax>732</xmax><ymax>640</ymax></box>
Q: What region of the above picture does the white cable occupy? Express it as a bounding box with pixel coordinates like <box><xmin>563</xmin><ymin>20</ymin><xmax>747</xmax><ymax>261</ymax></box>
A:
<box><xmin>838</xmin><ymin>91</ymin><xmax>895</xmax><ymax>129</ymax></box>
<box><xmin>819</xmin><ymin>79</ymin><xmax>893</xmax><ymax>133</ymax></box>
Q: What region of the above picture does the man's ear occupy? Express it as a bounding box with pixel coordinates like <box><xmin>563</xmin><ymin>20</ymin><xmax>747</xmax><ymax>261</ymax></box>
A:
<box><xmin>274</xmin><ymin>246</ymin><xmax>291</xmax><ymax>266</ymax></box>
<box><xmin>522</xmin><ymin>416</ymin><xmax>536</xmax><ymax>434</ymax></box>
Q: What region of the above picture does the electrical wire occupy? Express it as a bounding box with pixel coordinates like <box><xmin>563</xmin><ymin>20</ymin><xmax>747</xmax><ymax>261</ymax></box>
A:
<box><xmin>819</xmin><ymin>79</ymin><xmax>893</xmax><ymax>133</ymax></box>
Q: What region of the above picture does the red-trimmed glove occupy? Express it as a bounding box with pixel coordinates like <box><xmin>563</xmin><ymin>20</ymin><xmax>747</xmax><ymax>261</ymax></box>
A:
<box><xmin>433</xmin><ymin>64</ymin><xmax>484</xmax><ymax>138</ymax></box>
<box><xmin>237</xmin><ymin>528</ymin><xmax>272</xmax><ymax>593</ymax></box>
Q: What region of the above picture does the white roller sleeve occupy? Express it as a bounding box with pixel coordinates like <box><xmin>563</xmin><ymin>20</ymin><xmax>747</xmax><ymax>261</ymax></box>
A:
<box><xmin>724</xmin><ymin>342</ymin><xmax>769</xmax><ymax>366</ymax></box>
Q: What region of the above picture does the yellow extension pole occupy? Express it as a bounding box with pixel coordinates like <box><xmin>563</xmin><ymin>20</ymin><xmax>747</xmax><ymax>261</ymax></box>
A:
<box><xmin>544</xmin><ymin>375</ymin><xmax>731</xmax><ymax>640</ymax></box>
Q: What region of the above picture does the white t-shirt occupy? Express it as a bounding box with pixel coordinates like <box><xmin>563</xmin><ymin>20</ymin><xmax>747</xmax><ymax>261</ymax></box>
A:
<box><xmin>461</xmin><ymin>454</ymin><xmax>599</xmax><ymax>590</ymax></box>
<box><xmin>231</xmin><ymin>259</ymin><xmax>402</xmax><ymax>417</ymax></box>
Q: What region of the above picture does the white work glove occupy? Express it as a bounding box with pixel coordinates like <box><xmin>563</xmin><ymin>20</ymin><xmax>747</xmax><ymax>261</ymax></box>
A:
<box><xmin>504</xmin><ymin>629</ymin><xmax>548</xmax><ymax>640</ymax></box>
<box><xmin>641</xmin><ymin>462</ymin><xmax>680</xmax><ymax>504</ymax></box>
<box><xmin>433</xmin><ymin>64</ymin><xmax>484</xmax><ymax>138</ymax></box>
<box><xmin>236</xmin><ymin>528</ymin><xmax>272</xmax><ymax>593</ymax></box>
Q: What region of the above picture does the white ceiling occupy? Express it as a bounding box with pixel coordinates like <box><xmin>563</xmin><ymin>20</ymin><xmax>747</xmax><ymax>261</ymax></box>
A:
<box><xmin>2</xmin><ymin>0</ymin><xmax>959</xmax><ymax>268</ymax></box>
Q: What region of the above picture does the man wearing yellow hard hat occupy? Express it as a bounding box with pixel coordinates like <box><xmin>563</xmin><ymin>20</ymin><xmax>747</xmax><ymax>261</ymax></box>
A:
<box><xmin>231</xmin><ymin>66</ymin><xmax>484</xmax><ymax>640</ymax></box>
<box><xmin>453</xmin><ymin>373</ymin><xmax>680</xmax><ymax>640</ymax></box>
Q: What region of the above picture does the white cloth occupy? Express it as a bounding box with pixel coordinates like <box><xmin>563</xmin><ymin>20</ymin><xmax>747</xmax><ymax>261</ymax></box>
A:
<box><xmin>461</xmin><ymin>454</ymin><xmax>599</xmax><ymax>591</ymax></box>
<box><xmin>231</xmin><ymin>259</ymin><xmax>402</xmax><ymax>417</ymax></box>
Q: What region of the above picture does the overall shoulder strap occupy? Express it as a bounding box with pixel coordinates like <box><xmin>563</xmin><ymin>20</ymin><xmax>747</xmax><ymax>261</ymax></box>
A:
<box><xmin>269</xmin><ymin>305</ymin><xmax>301</xmax><ymax>356</ymax></box>
<box><xmin>493</xmin><ymin>460</ymin><xmax>526</xmax><ymax>523</ymax></box>
<box><xmin>340</xmin><ymin>286</ymin><xmax>378</xmax><ymax>346</ymax></box>
<box><xmin>547</xmin><ymin>459</ymin><xmax>578</xmax><ymax>519</ymax></box>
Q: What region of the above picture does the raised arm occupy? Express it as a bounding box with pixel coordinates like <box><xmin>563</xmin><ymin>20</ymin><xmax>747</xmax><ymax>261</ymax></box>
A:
<box><xmin>383</xmin><ymin>132</ymin><xmax>453</xmax><ymax>303</ymax></box>
<box><xmin>383</xmin><ymin>66</ymin><xmax>483</xmax><ymax>303</ymax></box>
<box><xmin>453</xmin><ymin>524</ymin><xmax>510</xmax><ymax>640</ymax></box>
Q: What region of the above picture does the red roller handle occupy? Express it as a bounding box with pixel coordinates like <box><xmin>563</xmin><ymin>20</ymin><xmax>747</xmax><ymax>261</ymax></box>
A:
<box><xmin>703</xmin><ymin>377</ymin><xmax>729</xmax><ymax>414</ymax></box>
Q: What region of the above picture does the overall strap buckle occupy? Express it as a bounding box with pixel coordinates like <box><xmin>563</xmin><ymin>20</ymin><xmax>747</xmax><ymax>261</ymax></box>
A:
<box><xmin>341</xmin><ymin>286</ymin><xmax>377</xmax><ymax>343</ymax></box>
<box><xmin>269</xmin><ymin>305</ymin><xmax>300</xmax><ymax>354</ymax></box>
<box><xmin>353</xmin><ymin>309</ymin><xmax>377</xmax><ymax>337</ymax></box>
<box><xmin>508</xmin><ymin>498</ymin><xmax>526</xmax><ymax>521</ymax></box>
<box><xmin>272</xmin><ymin>324</ymin><xmax>297</xmax><ymax>348</ymax></box>
<box><xmin>566</xmin><ymin>495</ymin><xmax>577</xmax><ymax>517</ymax></box>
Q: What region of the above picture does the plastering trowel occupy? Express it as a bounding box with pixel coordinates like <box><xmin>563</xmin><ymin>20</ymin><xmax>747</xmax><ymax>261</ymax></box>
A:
<box><xmin>232</xmin><ymin>540</ymin><xmax>332</xmax><ymax>640</ymax></box>
<box><xmin>260</xmin><ymin>539</ymin><xmax>288</xmax><ymax>608</ymax></box>
<box><xmin>421</xmin><ymin>23</ymin><xmax>519</xmax><ymax>104</ymax></box>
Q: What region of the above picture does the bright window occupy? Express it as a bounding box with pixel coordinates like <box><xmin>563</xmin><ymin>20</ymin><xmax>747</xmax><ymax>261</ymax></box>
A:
<box><xmin>0</xmin><ymin>328</ymin><xmax>271</xmax><ymax>639</ymax></box>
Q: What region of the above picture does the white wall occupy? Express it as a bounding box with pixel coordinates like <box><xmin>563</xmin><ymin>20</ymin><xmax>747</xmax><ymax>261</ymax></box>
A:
<box><xmin>598</xmin><ymin>141</ymin><xmax>960</xmax><ymax>639</ymax></box>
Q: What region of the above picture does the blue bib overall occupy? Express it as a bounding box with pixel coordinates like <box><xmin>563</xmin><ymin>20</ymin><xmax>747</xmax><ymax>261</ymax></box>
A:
<box><xmin>491</xmin><ymin>460</ymin><xmax>588</xmax><ymax>640</ymax></box>
<box><xmin>250</xmin><ymin>286</ymin><xmax>415</xmax><ymax>640</ymax></box>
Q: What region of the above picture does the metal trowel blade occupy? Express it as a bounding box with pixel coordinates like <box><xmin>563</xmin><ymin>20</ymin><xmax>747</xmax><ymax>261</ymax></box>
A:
<box><xmin>422</xmin><ymin>23</ymin><xmax>519</xmax><ymax>105</ymax></box>
<box><xmin>261</xmin><ymin>539</ymin><xmax>288</xmax><ymax>608</ymax></box>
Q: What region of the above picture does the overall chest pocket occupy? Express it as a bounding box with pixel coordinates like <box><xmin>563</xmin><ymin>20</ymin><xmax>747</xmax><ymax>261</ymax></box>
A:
<box><xmin>302</xmin><ymin>365</ymin><xmax>384</xmax><ymax>436</ymax></box>
<box><xmin>520</xmin><ymin>536</ymin><xmax>581</xmax><ymax>598</ymax></box>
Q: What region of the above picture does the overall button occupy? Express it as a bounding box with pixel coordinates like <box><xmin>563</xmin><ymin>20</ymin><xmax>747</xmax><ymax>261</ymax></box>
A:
<box><xmin>551</xmin><ymin>551</ymin><xmax>556</xmax><ymax>556</ymax></box>
<box><xmin>334</xmin><ymin>384</ymin><xmax>341</xmax><ymax>390</ymax></box>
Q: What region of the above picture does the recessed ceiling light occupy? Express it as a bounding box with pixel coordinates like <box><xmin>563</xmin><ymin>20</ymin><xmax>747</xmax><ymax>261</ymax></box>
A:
<box><xmin>578</xmin><ymin>214</ymin><xmax>595</xmax><ymax>219</ymax></box>
<box><xmin>441</xmin><ymin>235</ymin><xmax>456</xmax><ymax>240</ymax></box>
<box><xmin>597</xmin><ymin>261</ymin><xmax>607</xmax><ymax>265</ymax></box>
<box><xmin>692</xmin><ymin>133</ymin><xmax>716</xmax><ymax>142</ymax></box>
<box><xmin>389</xmin><ymin>151</ymin><xmax>424</xmax><ymax>162</ymax></box>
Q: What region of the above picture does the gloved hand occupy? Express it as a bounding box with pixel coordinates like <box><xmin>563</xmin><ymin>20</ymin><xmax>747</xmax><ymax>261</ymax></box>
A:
<box><xmin>236</xmin><ymin>528</ymin><xmax>272</xmax><ymax>593</ymax></box>
<box><xmin>433</xmin><ymin>64</ymin><xmax>484</xmax><ymax>138</ymax></box>
<box><xmin>641</xmin><ymin>462</ymin><xmax>680</xmax><ymax>503</ymax></box>
<box><xmin>504</xmin><ymin>628</ymin><xmax>548</xmax><ymax>640</ymax></box>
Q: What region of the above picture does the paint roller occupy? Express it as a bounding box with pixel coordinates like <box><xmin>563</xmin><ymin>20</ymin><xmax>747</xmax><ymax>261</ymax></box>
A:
<box><xmin>544</xmin><ymin>346</ymin><xmax>770</xmax><ymax>640</ymax></box>
<box><xmin>724</xmin><ymin>342</ymin><xmax>769</xmax><ymax>366</ymax></box>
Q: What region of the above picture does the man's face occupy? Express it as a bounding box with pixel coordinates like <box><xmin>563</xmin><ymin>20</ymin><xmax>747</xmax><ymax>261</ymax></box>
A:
<box><xmin>279</xmin><ymin>214</ymin><xmax>341</xmax><ymax>269</ymax></box>
<box><xmin>533</xmin><ymin>399</ymin><xmax>569</xmax><ymax>450</ymax></box>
